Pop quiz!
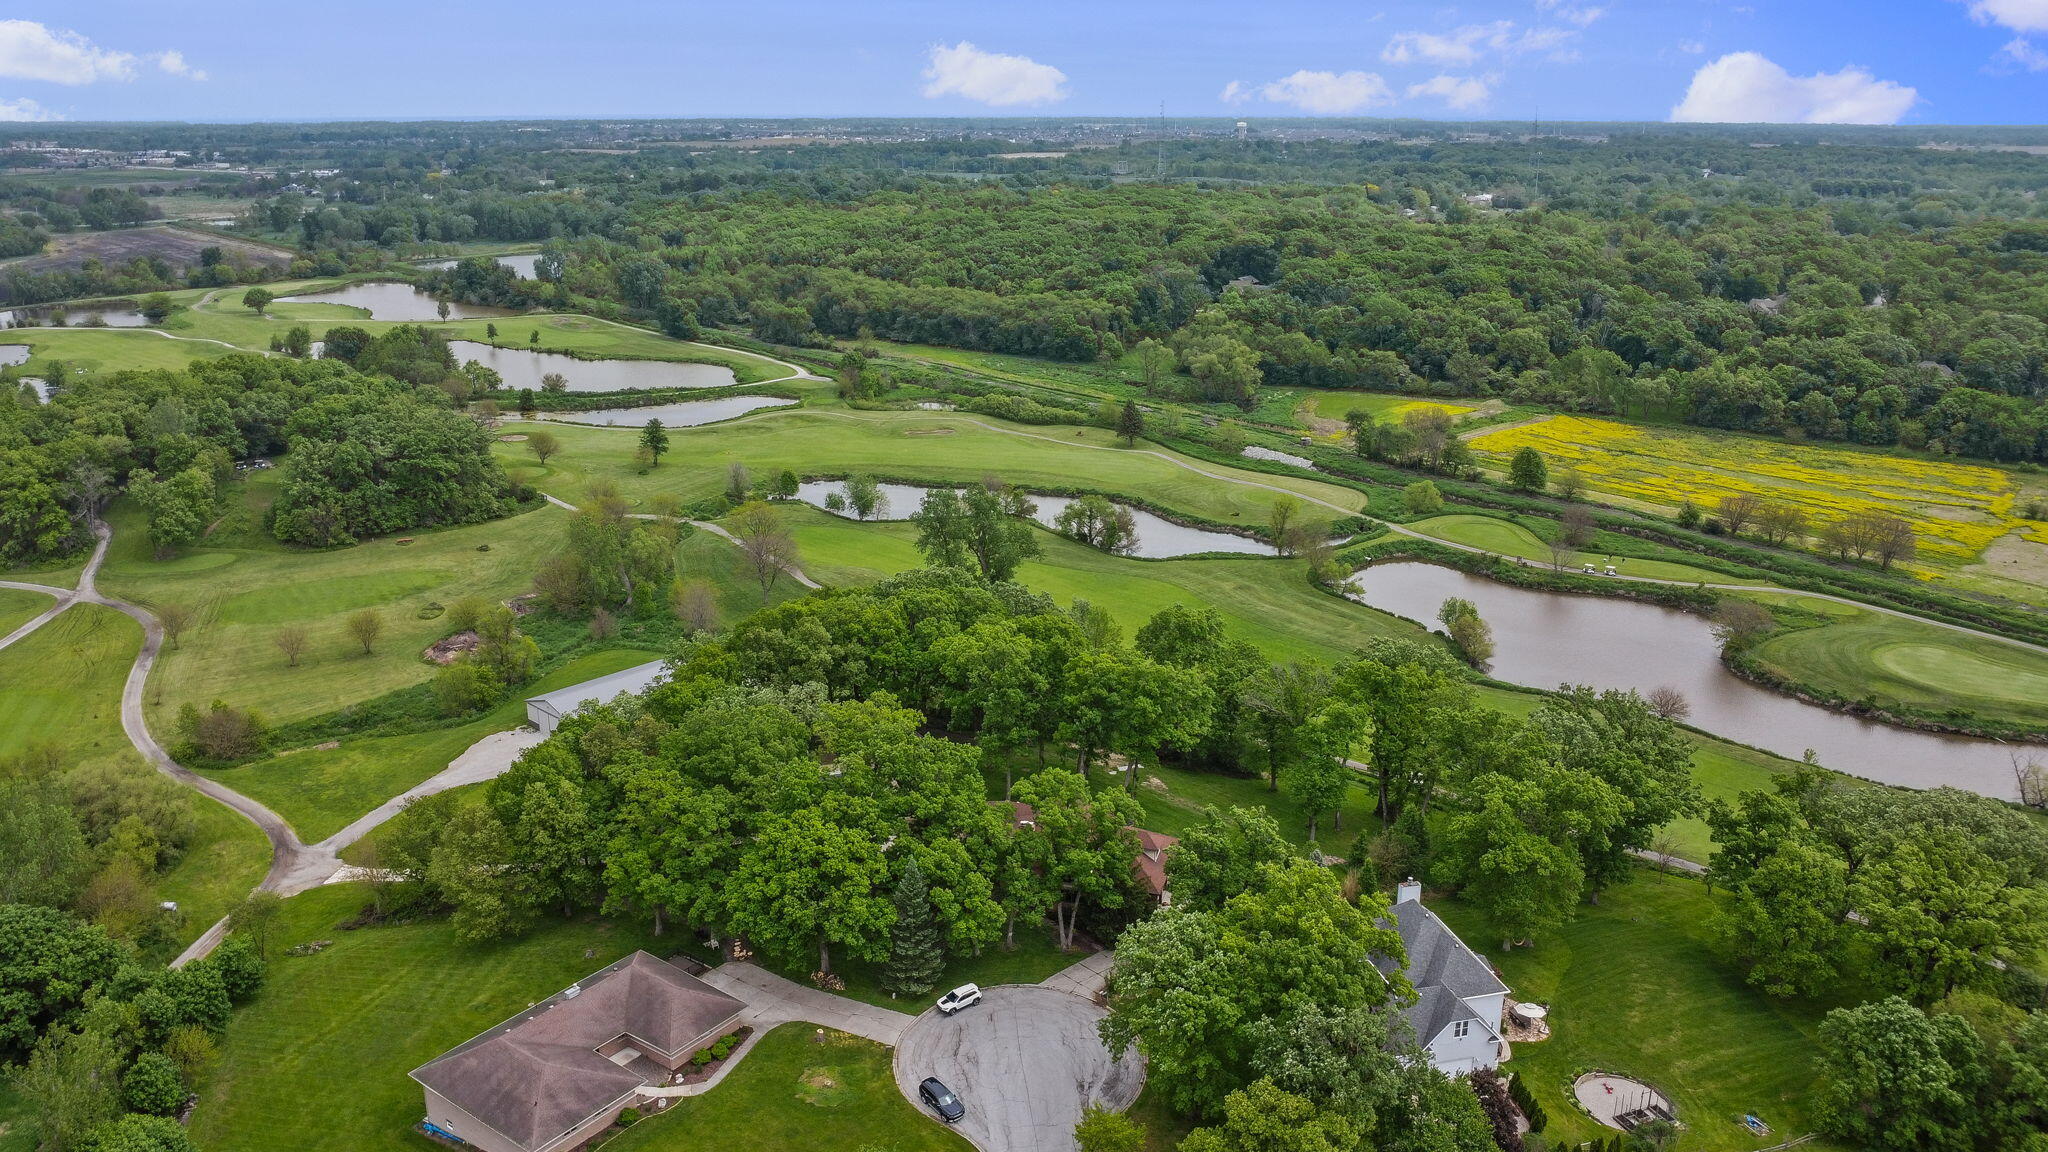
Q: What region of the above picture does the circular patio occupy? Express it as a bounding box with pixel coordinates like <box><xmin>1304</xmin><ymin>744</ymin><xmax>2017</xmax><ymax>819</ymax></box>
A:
<box><xmin>1572</xmin><ymin>1071</ymin><xmax>1676</xmax><ymax>1131</ymax></box>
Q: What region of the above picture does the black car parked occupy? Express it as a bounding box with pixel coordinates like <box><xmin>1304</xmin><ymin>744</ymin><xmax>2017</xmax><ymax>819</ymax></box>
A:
<box><xmin>918</xmin><ymin>1077</ymin><xmax>965</xmax><ymax>1123</ymax></box>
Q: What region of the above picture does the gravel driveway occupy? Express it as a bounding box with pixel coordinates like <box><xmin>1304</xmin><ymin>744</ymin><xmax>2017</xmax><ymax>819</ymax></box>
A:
<box><xmin>893</xmin><ymin>985</ymin><xmax>1144</xmax><ymax>1152</ymax></box>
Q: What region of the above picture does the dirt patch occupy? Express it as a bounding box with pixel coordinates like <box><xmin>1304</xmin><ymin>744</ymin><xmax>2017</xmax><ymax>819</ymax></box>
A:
<box><xmin>904</xmin><ymin>428</ymin><xmax>956</xmax><ymax>437</ymax></box>
<box><xmin>503</xmin><ymin>592</ymin><xmax>539</xmax><ymax>616</ymax></box>
<box><xmin>272</xmin><ymin>740</ymin><xmax>341</xmax><ymax>758</ymax></box>
<box><xmin>796</xmin><ymin>1067</ymin><xmax>852</xmax><ymax>1107</ymax></box>
<box><xmin>421</xmin><ymin>630</ymin><xmax>480</xmax><ymax>665</ymax></box>
<box><xmin>497</xmin><ymin>434</ymin><xmax>528</xmax><ymax>442</ymax></box>
<box><xmin>1970</xmin><ymin>530</ymin><xmax>2048</xmax><ymax>587</ymax></box>
<box><xmin>0</xmin><ymin>225</ymin><xmax>287</xmax><ymax>288</ymax></box>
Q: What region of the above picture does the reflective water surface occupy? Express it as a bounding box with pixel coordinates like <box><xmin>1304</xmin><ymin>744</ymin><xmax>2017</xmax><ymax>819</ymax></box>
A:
<box><xmin>1345</xmin><ymin>560</ymin><xmax>2034</xmax><ymax>799</ymax></box>
<box><xmin>793</xmin><ymin>481</ymin><xmax>1276</xmax><ymax>558</ymax></box>
<box><xmin>542</xmin><ymin>396</ymin><xmax>794</xmax><ymax>426</ymax></box>
<box><xmin>278</xmin><ymin>281</ymin><xmax>516</xmax><ymax>321</ymax></box>
<box><xmin>447</xmin><ymin>341</ymin><xmax>736</xmax><ymax>392</ymax></box>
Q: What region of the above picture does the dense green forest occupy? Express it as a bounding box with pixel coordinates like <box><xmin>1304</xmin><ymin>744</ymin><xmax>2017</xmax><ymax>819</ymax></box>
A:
<box><xmin>189</xmin><ymin>122</ymin><xmax>2048</xmax><ymax>462</ymax></box>
<box><xmin>0</xmin><ymin>346</ymin><xmax>514</xmax><ymax>563</ymax></box>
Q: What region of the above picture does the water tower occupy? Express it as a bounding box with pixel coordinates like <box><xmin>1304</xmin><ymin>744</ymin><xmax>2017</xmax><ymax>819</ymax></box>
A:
<box><xmin>1235</xmin><ymin>120</ymin><xmax>1248</xmax><ymax>141</ymax></box>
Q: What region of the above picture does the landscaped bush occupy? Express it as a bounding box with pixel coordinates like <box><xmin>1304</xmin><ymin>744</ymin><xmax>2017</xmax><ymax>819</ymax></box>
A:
<box><xmin>1507</xmin><ymin>1072</ymin><xmax>1547</xmax><ymax>1133</ymax></box>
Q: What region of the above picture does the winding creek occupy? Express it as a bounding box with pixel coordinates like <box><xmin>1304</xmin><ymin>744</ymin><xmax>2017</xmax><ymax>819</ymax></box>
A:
<box><xmin>1345</xmin><ymin>561</ymin><xmax>2035</xmax><ymax>800</ymax></box>
<box><xmin>794</xmin><ymin>480</ymin><xmax>1277</xmax><ymax>558</ymax></box>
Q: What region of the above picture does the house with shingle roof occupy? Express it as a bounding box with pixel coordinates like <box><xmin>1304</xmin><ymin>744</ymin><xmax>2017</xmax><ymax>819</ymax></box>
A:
<box><xmin>997</xmin><ymin>801</ymin><xmax>1180</xmax><ymax>906</ymax></box>
<box><xmin>410</xmin><ymin>952</ymin><xmax>744</xmax><ymax>1152</ymax></box>
<box><xmin>1374</xmin><ymin>879</ymin><xmax>1509</xmax><ymax>1075</ymax></box>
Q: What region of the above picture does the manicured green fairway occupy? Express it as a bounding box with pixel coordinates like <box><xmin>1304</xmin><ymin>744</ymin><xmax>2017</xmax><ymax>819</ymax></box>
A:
<box><xmin>1433</xmin><ymin>870</ymin><xmax>1853</xmax><ymax>1152</ymax></box>
<box><xmin>99</xmin><ymin>492</ymin><xmax>570</xmax><ymax>730</ymax></box>
<box><xmin>783</xmin><ymin>505</ymin><xmax>1407</xmax><ymax>665</ymax></box>
<box><xmin>1749</xmin><ymin>605</ymin><xmax>2048</xmax><ymax>729</ymax></box>
<box><xmin>190</xmin><ymin>884</ymin><xmax>663</xmax><ymax>1152</ymax></box>
<box><xmin>198</xmin><ymin>648</ymin><xmax>662</xmax><ymax>842</ymax></box>
<box><xmin>502</xmin><ymin>408</ymin><xmax>1367</xmax><ymax>527</ymax></box>
<box><xmin>5</xmin><ymin>326</ymin><xmax>234</xmax><ymax>375</ymax></box>
<box><xmin>0</xmin><ymin>588</ymin><xmax>54</xmax><ymax>637</ymax></box>
<box><xmin>1406</xmin><ymin>513</ymin><xmax>1744</xmax><ymax>583</ymax></box>
<box><xmin>604</xmin><ymin>1024</ymin><xmax>972</xmax><ymax>1152</ymax></box>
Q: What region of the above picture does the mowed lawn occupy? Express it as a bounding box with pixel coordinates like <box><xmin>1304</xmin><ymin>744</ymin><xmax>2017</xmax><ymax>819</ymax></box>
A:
<box><xmin>0</xmin><ymin>587</ymin><xmax>54</xmax><ymax>636</ymax></box>
<box><xmin>782</xmin><ymin>505</ymin><xmax>1409</xmax><ymax>665</ymax></box>
<box><xmin>198</xmin><ymin>649</ymin><xmax>663</xmax><ymax>843</ymax></box>
<box><xmin>191</xmin><ymin>884</ymin><xmax>663</xmax><ymax>1152</ymax></box>
<box><xmin>98</xmin><ymin>489</ymin><xmax>570</xmax><ymax>729</ymax></box>
<box><xmin>7</xmin><ymin>325</ymin><xmax>236</xmax><ymax>375</ymax></box>
<box><xmin>0</xmin><ymin>602</ymin><xmax>267</xmax><ymax>946</ymax></box>
<box><xmin>501</xmin><ymin>407</ymin><xmax>1367</xmax><ymax>527</ymax></box>
<box><xmin>1749</xmin><ymin>602</ymin><xmax>2048</xmax><ymax>729</ymax></box>
<box><xmin>0</xmin><ymin>603</ymin><xmax>144</xmax><ymax>773</ymax></box>
<box><xmin>604</xmin><ymin>1025</ymin><xmax>972</xmax><ymax>1152</ymax></box>
<box><xmin>1405</xmin><ymin>513</ymin><xmax>1745</xmax><ymax>584</ymax></box>
<box><xmin>1432</xmin><ymin>870</ymin><xmax>1852</xmax><ymax>1152</ymax></box>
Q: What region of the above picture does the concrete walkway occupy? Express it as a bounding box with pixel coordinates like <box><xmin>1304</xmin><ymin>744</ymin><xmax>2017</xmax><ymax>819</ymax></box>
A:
<box><xmin>311</xmin><ymin>727</ymin><xmax>547</xmax><ymax>869</ymax></box>
<box><xmin>1037</xmin><ymin>950</ymin><xmax>1114</xmax><ymax>999</ymax></box>
<box><xmin>696</xmin><ymin>961</ymin><xmax>918</xmax><ymax>1046</ymax></box>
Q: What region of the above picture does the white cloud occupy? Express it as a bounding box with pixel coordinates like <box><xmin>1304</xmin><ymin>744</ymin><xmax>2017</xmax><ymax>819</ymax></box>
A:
<box><xmin>1558</xmin><ymin>6</ymin><xmax>1606</xmax><ymax>27</ymax></box>
<box><xmin>0</xmin><ymin>96</ymin><xmax>60</xmax><ymax>121</ymax></box>
<box><xmin>0</xmin><ymin>20</ymin><xmax>135</xmax><ymax>84</ymax></box>
<box><xmin>1678</xmin><ymin>39</ymin><xmax>1707</xmax><ymax>54</ymax></box>
<box><xmin>920</xmin><ymin>41</ymin><xmax>1067</xmax><ymax>106</ymax></box>
<box><xmin>1670</xmin><ymin>51</ymin><xmax>1918</xmax><ymax>124</ymax></box>
<box><xmin>155</xmin><ymin>50</ymin><xmax>206</xmax><ymax>82</ymax></box>
<box><xmin>1219</xmin><ymin>79</ymin><xmax>1250</xmax><ymax>104</ymax></box>
<box><xmin>1967</xmin><ymin>0</ymin><xmax>2048</xmax><ymax>32</ymax></box>
<box><xmin>1406</xmin><ymin>74</ymin><xmax>1496</xmax><ymax>110</ymax></box>
<box><xmin>1256</xmin><ymin>69</ymin><xmax>1395</xmax><ymax>114</ymax></box>
<box><xmin>1382</xmin><ymin>21</ymin><xmax>1575</xmax><ymax>65</ymax></box>
<box><xmin>1994</xmin><ymin>36</ymin><xmax>2048</xmax><ymax>69</ymax></box>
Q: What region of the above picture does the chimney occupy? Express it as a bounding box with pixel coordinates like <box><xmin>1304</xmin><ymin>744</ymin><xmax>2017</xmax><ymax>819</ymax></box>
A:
<box><xmin>1396</xmin><ymin>877</ymin><xmax>1422</xmax><ymax>905</ymax></box>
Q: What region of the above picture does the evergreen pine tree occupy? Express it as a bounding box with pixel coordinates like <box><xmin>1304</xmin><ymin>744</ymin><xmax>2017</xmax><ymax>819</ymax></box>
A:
<box><xmin>1116</xmin><ymin>400</ymin><xmax>1145</xmax><ymax>447</ymax></box>
<box><xmin>882</xmin><ymin>858</ymin><xmax>946</xmax><ymax>998</ymax></box>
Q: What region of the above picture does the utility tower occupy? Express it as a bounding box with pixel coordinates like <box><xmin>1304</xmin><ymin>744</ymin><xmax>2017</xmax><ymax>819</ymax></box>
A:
<box><xmin>1156</xmin><ymin>102</ymin><xmax>1167</xmax><ymax>182</ymax></box>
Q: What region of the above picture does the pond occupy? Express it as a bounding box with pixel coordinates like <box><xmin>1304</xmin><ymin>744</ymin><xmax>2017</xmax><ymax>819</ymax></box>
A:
<box><xmin>446</xmin><ymin>341</ymin><xmax>737</xmax><ymax>392</ymax></box>
<box><xmin>541</xmin><ymin>396</ymin><xmax>795</xmax><ymax>427</ymax></box>
<box><xmin>20</xmin><ymin>377</ymin><xmax>46</xmax><ymax>402</ymax></box>
<box><xmin>1344</xmin><ymin>561</ymin><xmax>2036</xmax><ymax>800</ymax></box>
<box><xmin>793</xmin><ymin>481</ymin><xmax>1277</xmax><ymax>558</ymax></box>
<box><xmin>0</xmin><ymin>305</ymin><xmax>151</xmax><ymax>328</ymax></box>
<box><xmin>416</xmin><ymin>253</ymin><xmax>542</xmax><ymax>277</ymax></box>
<box><xmin>276</xmin><ymin>281</ymin><xmax>516</xmax><ymax>321</ymax></box>
<box><xmin>0</xmin><ymin>345</ymin><xmax>29</xmax><ymax>367</ymax></box>
<box><xmin>1242</xmin><ymin>445</ymin><xmax>1317</xmax><ymax>470</ymax></box>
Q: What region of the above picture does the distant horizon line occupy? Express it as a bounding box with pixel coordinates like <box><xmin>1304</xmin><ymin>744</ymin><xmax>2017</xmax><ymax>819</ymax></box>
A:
<box><xmin>12</xmin><ymin>114</ymin><xmax>2048</xmax><ymax>131</ymax></box>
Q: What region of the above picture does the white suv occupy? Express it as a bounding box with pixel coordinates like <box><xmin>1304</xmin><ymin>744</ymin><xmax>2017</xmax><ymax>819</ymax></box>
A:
<box><xmin>935</xmin><ymin>983</ymin><xmax>982</xmax><ymax>1014</ymax></box>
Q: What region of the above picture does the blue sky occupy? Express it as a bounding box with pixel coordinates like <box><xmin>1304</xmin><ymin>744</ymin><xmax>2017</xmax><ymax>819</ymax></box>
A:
<box><xmin>4</xmin><ymin>1</ymin><xmax>2046</xmax><ymax>125</ymax></box>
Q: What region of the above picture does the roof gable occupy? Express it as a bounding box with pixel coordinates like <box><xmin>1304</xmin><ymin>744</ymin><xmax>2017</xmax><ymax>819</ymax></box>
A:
<box><xmin>1382</xmin><ymin>901</ymin><xmax>1508</xmax><ymax>1002</ymax></box>
<box><xmin>411</xmin><ymin>952</ymin><xmax>743</xmax><ymax>1152</ymax></box>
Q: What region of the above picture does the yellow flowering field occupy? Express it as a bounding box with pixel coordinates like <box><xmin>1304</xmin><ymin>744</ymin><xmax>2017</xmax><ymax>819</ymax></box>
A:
<box><xmin>1299</xmin><ymin>391</ymin><xmax>1475</xmax><ymax>441</ymax></box>
<box><xmin>1468</xmin><ymin>415</ymin><xmax>2031</xmax><ymax>564</ymax></box>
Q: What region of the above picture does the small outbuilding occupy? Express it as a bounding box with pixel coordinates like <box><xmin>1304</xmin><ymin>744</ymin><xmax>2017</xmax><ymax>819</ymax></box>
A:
<box><xmin>524</xmin><ymin>660</ymin><xmax>668</xmax><ymax>735</ymax></box>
